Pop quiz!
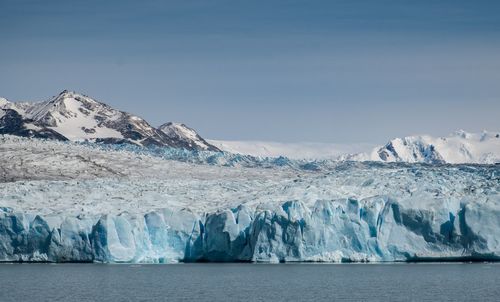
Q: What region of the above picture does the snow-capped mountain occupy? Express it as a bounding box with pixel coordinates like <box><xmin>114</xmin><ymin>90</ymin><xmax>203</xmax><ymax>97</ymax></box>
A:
<box><xmin>0</xmin><ymin>90</ymin><xmax>219</xmax><ymax>151</ymax></box>
<box><xmin>158</xmin><ymin>122</ymin><xmax>219</xmax><ymax>151</ymax></box>
<box><xmin>348</xmin><ymin>130</ymin><xmax>500</xmax><ymax>164</ymax></box>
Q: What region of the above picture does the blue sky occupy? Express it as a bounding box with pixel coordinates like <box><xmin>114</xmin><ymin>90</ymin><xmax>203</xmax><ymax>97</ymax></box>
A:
<box><xmin>1</xmin><ymin>0</ymin><xmax>499</xmax><ymax>143</ymax></box>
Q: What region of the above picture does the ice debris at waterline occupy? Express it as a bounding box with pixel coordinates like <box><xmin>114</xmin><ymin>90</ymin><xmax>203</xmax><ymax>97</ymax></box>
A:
<box><xmin>1</xmin><ymin>195</ymin><xmax>499</xmax><ymax>263</ymax></box>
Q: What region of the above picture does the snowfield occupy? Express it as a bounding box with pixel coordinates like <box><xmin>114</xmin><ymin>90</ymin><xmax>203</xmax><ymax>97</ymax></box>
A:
<box><xmin>208</xmin><ymin>140</ymin><xmax>375</xmax><ymax>160</ymax></box>
<box><xmin>0</xmin><ymin>135</ymin><xmax>499</xmax><ymax>263</ymax></box>
<box><xmin>212</xmin><ymin>130</ymin><xmax>500</xmax><ymax>164</ymax></box>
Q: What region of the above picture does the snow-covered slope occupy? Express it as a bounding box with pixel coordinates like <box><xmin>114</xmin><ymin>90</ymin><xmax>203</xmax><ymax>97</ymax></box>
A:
<box><xmin>0</xmin><ymin>90</ymin><xmax>219</xmax><ymax>151</ymax></box>
<box><xmin>1</xmin><ymin>96</ymin><xmax>70</xmax><ymax>140</ymax></box>
<box><xmin>208</xmin><ymin>140</ymin><xmax>374</xmax><ymax>159</ymax></box>
<box><xmin>349</xmin><ymin>130</ymin><xmax>500</xmax><ymax>164</ymax></box>
<box><xmin>0</xmin><ymin>135</ymin><xmax>499</xmax><ymax>263</ymax></box>
<box><xmin>159</xmin><ymin>122</ymin><xmax>219</xmax><ymax>151</ymax></box>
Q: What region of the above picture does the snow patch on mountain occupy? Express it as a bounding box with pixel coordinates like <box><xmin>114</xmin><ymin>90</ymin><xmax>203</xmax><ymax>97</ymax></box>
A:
<box><xmin>159</xmin><ymin>122</ymin><xmax>218</xmax><ymax>151</ymax></box>
<box><xmin>0</xmin><ymin>97</ymin><xmax>9</xmax><ymax>108</ymax></box>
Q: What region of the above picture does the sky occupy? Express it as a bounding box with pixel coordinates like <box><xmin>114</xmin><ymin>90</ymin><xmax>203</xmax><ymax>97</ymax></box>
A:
<box><xmin>1</xmin><ymin>0</ymin><xmax>499</xmax><ymax>143</ymax></box>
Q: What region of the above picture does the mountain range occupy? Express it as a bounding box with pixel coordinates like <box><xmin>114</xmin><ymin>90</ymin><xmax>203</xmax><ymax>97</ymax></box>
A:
<box><xmin>1</xmin><ymin>90</ymin><xmax>498</xmax><ymax>164</ymax></box>
<box><xmin>0</xmin><ymin>90</ymin><xmax>218</xmax><ymax>151</ymax></box>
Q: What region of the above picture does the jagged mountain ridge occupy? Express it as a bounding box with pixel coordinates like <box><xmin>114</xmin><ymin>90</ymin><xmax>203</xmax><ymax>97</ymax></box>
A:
<box><xmin>2</xmin><ymin>91</ymin><xmax>498</xmax><ymax>163</ymax></box>
<box><xmin>0</xmin><ymin>90</ymin><xmax>219</xmax><ymax>151</ymax></box>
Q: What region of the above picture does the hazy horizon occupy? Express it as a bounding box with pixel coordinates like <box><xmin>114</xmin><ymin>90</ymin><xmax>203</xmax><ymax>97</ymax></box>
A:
<box><xmin>1</xmin><ymin>0</ymin><xmax>499</xmax><ymax>143</ymax></box>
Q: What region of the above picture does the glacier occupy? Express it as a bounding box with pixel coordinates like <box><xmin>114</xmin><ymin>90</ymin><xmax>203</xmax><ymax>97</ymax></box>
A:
<box><xmin>0</xmin><ymin>136</ymin><xmax>499</xmax><ymax>263</ymax></box>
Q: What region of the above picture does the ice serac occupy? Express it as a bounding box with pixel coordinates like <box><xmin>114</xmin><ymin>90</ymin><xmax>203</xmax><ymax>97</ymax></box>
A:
<box><xmin>1</xmin><ymin>195</ymin><xmax>499</xmax><ymax>263</ymax></box>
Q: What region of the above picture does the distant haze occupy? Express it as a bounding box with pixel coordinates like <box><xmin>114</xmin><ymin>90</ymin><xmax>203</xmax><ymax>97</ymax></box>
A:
<box><xmin>1</xmin><ymin>0</ymin><xmax>499</xmax><ymax>143</ymax></box>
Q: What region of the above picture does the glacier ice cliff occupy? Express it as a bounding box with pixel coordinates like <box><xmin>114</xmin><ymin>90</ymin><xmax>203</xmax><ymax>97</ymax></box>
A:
<box><xmin>1</xmin><ymin>195</ymin><xmax>499</xmax><ymax>263</ymax></box>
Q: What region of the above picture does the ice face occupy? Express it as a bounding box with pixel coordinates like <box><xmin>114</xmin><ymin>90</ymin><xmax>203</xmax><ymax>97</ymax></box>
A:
<box><xmin>1</xmin><ymin>193</ymin><xmax>499</xmax><ymax>263</ymax></box>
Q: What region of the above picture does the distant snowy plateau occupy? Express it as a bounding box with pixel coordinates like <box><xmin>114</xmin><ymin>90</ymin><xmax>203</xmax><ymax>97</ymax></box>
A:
<box><xmin>0</xmin><ymin>91</ymin><xmax>499</xmax><ymax>263</ymax></box>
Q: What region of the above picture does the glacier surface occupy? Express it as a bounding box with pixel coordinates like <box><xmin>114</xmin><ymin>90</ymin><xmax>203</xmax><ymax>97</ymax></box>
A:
<box><xmin>0</xmin><ymin>136</ymin><xmax>499</xmax><ymax>263</ymax></box>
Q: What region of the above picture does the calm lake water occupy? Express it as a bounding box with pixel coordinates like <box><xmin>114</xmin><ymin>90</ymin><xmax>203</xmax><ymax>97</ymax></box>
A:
<box><xmin>0</xmin><ymin>263</ymin><xmax>499</xmax><ymax>301</ymax></box>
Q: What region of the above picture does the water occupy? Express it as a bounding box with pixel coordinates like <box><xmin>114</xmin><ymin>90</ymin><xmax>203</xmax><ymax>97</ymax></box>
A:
<box><xmin>0</xmin><ymin>263</ymin><xmax>499</xmax><ymax>301</ymax></box>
